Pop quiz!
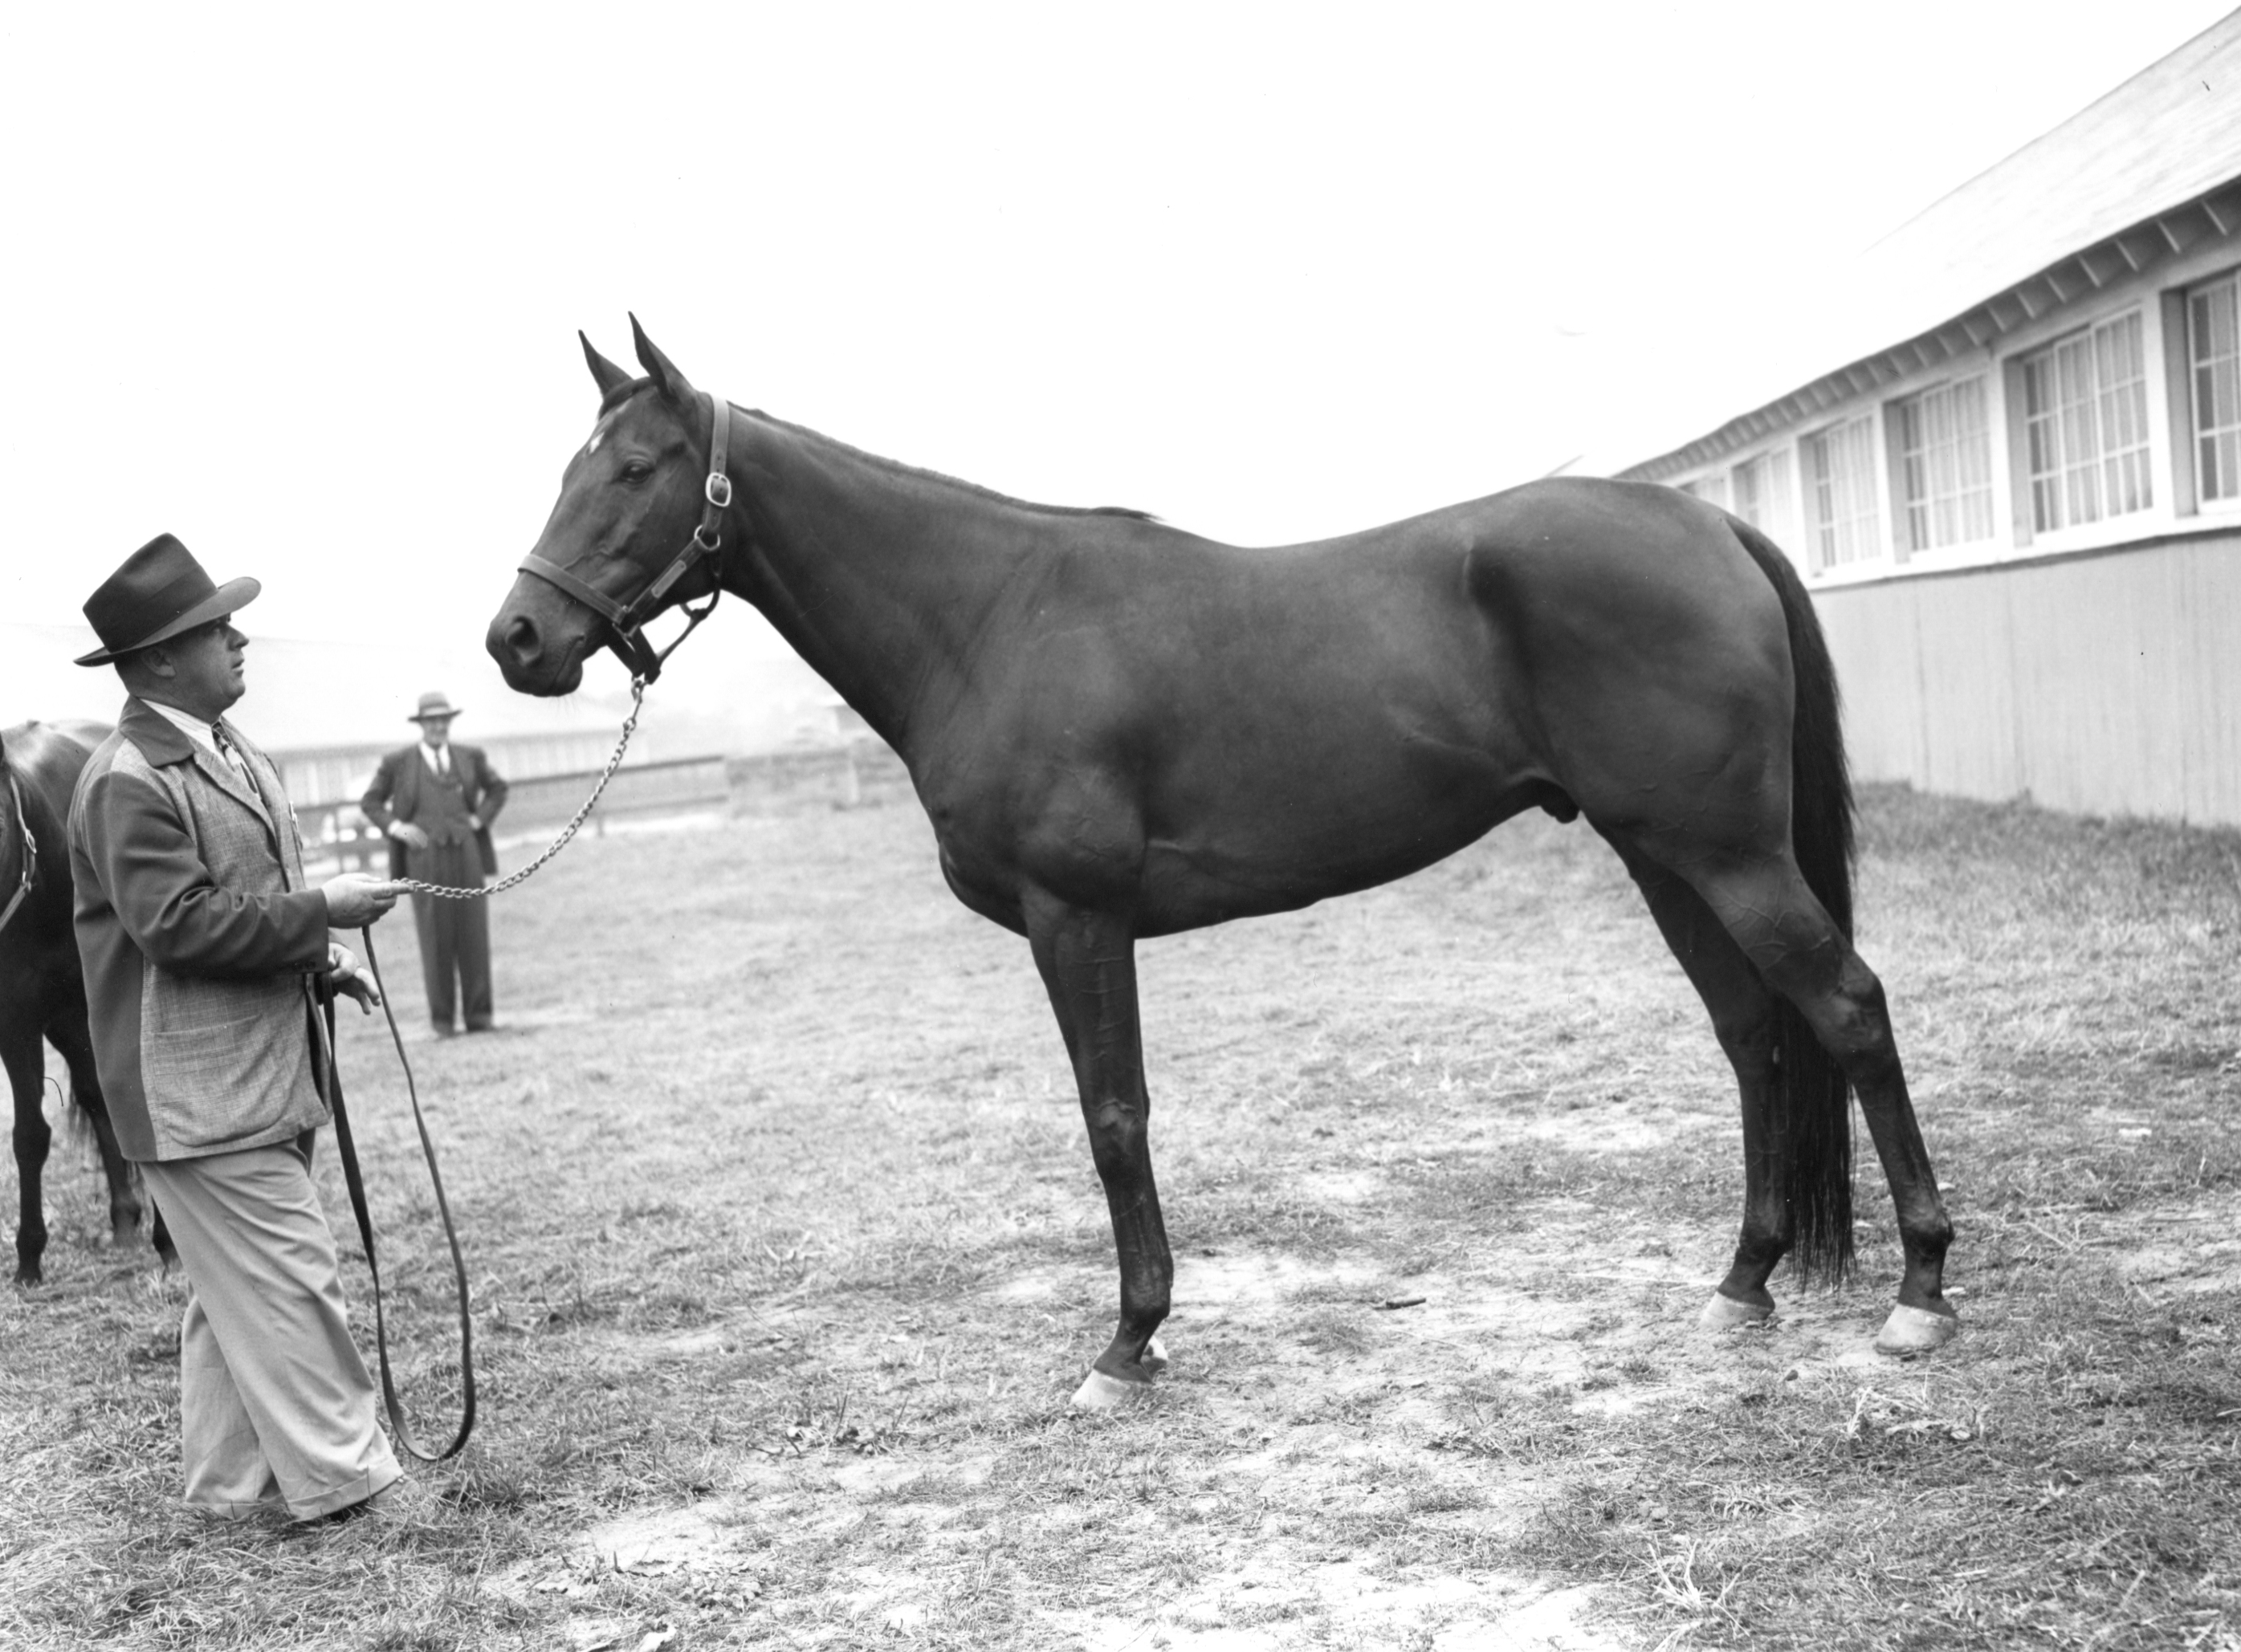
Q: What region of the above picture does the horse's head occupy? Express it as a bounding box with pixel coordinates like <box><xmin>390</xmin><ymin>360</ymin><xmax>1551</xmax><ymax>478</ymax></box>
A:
<box><xmin>487</xmin><ymin>318</ymin><xmax>731</xmax><ymax>694</ymax></box>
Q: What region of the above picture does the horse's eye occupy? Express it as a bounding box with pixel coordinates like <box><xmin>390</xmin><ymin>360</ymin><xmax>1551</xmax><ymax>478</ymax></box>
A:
<box><xmin>619</xmin><ymin>462</ymin><xmax>652</xmax><ymax>483</ymax></box>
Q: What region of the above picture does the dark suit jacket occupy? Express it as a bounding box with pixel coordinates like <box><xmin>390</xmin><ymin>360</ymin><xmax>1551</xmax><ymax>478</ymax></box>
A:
<box><xmin>359</xmin><ymin>743</ymin><xmax>509</xmax><ymax>881</ymax></box>
<box><xmin>69</xmin><ymin>698</ymin><xmax>330</xmax><ymax>1161</ymax></box>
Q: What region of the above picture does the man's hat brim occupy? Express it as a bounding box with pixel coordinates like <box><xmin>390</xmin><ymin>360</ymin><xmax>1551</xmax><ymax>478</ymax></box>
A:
<box><xmin>73</xmin><ymin>577</ymin><xmax>260</xmax><ymax>666</ymax></box>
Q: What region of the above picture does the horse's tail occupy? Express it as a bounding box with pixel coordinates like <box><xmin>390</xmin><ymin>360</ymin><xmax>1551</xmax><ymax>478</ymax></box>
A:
<box><xmin>1727</xmin><ymin>515</ymin><xmax>1856</xmax><ymax>1283</ymax></box>
<box><xmin>58</xmin><ymin>1074</ymin><xmax>96</xmax><ymax>1142</ymax></box>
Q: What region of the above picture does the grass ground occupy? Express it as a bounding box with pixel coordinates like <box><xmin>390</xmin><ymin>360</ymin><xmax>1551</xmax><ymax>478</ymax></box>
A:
<box><xmin>2</xmin><ymin>778</ymin><xmax>2237</xmax><ymax>1650</ymax></box>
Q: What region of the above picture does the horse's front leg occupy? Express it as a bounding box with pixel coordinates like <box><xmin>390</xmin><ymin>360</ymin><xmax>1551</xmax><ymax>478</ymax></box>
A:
<box><xmin>4</xmin><ymin>1023</ymin><xmax>51</xmax><ymax>1284</ymax></box>
<box><xmin>1024</xmin><ymin>889</ymin><xmax>1172</xmax><ymax>1409</ymax></box>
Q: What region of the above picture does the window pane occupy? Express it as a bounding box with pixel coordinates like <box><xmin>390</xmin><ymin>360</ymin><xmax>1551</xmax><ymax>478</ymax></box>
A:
<box><xmin>2023</xmin><ymin>316</ymin><xmax>2153</xmax><ymax>531</ymax></box>
<box><xmin>1807</xmin><ymin>416</ymin><xmax>1881</xmax><ymax>567</ymax></box>
<box><xmin>1894</xmin><ymin>376</ymin><xmax>1994</xmax><ymax>551</ymax></box>
<box><xmin>1733</xmin><ymin>448</ymin><xmax>1795</xmax><ymax>538</ymax></box>
<box><xmin>1733</xmin><ymin>455</ymin><xmax>1762</xmax><ymax>523</ymax></box>
<box><xmin>2096</xmin><ymin>312</ymin><xmax>2151</xmax><ymax>515</ymax></box>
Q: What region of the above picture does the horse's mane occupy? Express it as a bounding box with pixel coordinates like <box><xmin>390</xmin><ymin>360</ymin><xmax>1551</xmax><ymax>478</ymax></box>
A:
<box><xmin>598</xmin><ymin>378</ymin><xmax>1155</xmax><ymax>523</ymax></box>
<box><xmin>759</xmin><ymin>411</ymin><xmax>1159</xmax><ymax>523</ymax></box>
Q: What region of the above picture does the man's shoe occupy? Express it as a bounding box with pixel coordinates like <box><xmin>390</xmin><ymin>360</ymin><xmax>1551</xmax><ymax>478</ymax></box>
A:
<box><xmin>432</xmin><ymin>1024</ymin><xmax>460</xmax><ymax>1039</ymax></box>
<box><xmin>465</xmin><ymin>1022</ymin><xmax>499</xmax><ymax>1034</ymax></box>
<box><xmin>333</xmin><ymin>1475</ymin><xmax>440</xmax><ymax>1526</ymax></box>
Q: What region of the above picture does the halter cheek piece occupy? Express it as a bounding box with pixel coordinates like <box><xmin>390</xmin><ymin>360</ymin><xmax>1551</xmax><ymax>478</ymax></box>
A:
<box><xmin>516</xmin><ymin>390</ymin><xmax>734</xmax><ymax>686</ymax></box>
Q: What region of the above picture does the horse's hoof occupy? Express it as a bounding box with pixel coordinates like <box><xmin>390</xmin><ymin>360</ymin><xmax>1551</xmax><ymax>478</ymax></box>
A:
<box><xmin>1873</xmin><ymin>1302</ymin><xmax>1958</xmax><ymax>1357</ymax></box>
<box><xmin>1699</xmin><ymin>1292</ymin><xmax>1772</xmax><ymax>1330</ymax></box>
<box><xmin>1071</xmin><ymin>1366</ymin><xmax>1153</xmax><ymax>1411</ymax></box>
<box><xmin>1139</xmin><ymin>1335</ymin><xmax>1169</xmax><ymax>1374</ymax></box>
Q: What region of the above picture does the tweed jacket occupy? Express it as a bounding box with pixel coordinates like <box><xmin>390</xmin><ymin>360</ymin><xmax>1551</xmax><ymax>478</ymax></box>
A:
<box><xmin>358</xmin><ymin>742</ymin><xmax>508</xmax><ymax>881</ymax></box>
<box><xmin>69</xmin><ymin>698</ymin><xmax>330</xmax><ymax>1162</ymax></box>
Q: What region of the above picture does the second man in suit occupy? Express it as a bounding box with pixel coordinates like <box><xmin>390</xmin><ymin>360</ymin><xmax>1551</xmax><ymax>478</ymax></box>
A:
<box><xmin>360</xmin><ymin>693</ymin><xmax>508</xmax><ymax>1036</ymax></box>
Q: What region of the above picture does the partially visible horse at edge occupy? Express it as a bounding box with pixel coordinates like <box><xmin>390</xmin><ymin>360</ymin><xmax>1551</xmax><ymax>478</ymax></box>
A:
<box><xmin>2</xmin><ymin>721</ymin><xmax>173</xmax><ymax>1284</ymax></box>
<box><xmin>486</xmin><ymin>319</ymin><xmax>1957</xmax><ymax>1406</ymax></box>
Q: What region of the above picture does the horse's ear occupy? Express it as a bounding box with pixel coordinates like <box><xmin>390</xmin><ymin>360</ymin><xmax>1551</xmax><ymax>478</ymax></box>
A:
<box><xmin>581</xmin><ymin>332</ymin><xmax>634</xmax><ymax>401</ymax></box>
<box><xmin>630</xmin><ymin>313</ymin><xmax>695</xmax><ymax>403</ymax></box>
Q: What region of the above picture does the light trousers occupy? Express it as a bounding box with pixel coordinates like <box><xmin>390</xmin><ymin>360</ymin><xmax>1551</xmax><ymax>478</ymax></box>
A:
<box><xmin>139</xmin><ymin>1135</ymin><xmax>400</xmax><ymax>1521</ymax></box>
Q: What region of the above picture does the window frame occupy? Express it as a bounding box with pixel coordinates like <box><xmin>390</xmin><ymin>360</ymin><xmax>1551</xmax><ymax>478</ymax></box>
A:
<box><xmin>1800</xmin><ymin>413</ymin><xmax>1884</xmax><ymax>576</ymax></box>
<box><xmin>1886</xmin><ymin>373</ymin><xmax>1997</xmax><ymax>559</ymax></box>
<box><xmin>2182</xmin><ymin>267</ymin><xmax>2241</xmax><ymax>515</ymax></box>
<box><xmin>1730</xmin><ymin>447</ymin><xmax>1795</xmax><ymax>541</ymax></box>
<box><xmin>2007</xmin><ymin>307</ymin><xmax>2154</xmax><ymax>542</ymax></box>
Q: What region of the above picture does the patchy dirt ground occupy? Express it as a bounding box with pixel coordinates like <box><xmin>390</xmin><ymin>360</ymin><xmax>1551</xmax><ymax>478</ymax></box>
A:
<box><xmin>5</xmin><ymin>783</ymin><xmax>2239</xmax><ymax>1650</ymax></box>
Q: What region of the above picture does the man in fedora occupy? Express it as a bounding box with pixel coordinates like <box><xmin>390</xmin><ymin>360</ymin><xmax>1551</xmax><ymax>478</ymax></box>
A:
<box><xmin>67</xmin><ymin>532</ymin><xmax>422</xmax><ymax>1524</ymax></box>
<box><xmin>358</xmin><ymin>692</ymin><xmax>509</xmax><ymax>1037</ymax></box>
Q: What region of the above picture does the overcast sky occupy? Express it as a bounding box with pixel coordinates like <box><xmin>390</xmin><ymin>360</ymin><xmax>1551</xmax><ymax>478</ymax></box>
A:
<box><xmin>6</xmin><ymin>2</ymin><xmax>2236</xmax><ymax>713</ymax></box>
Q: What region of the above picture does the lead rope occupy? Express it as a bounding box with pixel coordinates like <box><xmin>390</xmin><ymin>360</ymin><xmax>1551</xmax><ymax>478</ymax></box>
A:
<box><xmin>312</xmin><ymin>672</ymin><xmax>651</xmax><ymax>1463</ymax></box>
<box><xmin>312</xmin><ymin>956</ymin><xmax>475</xmax><ymax>1462</ymax></box>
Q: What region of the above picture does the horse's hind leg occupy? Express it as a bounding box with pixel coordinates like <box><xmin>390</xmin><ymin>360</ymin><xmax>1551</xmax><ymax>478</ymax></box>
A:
<box><xmin>1023</xmin><ymin>890</ymin><xmax>1172</xmax><ymax>1409</ymax></box>
<box><xmin>1685</xmin><ymin>854</ymin><xmax>1958</xmax><ymax>1354</ymax></box>
<box><xmin>5</xmin><ymin>1023</ymin><xmax>51</xmax><ymax>1284</ymax></box>
<box><xmin>48</xmin><ymin>1009</ymin><xmax>165</xmax><ymax>1262</ymax></box>
<box><xmin>1601</xmin><ymin>837</ymin><xmax>1793</xmax><ymax>1327</ymax></box>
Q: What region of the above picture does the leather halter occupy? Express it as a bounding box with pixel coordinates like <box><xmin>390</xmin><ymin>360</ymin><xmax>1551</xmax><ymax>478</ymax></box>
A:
<box><xmin>0</xmin><ymin>770</ymin><xmax>37</xmax><ymax>937</ymax></box>
<box><xmin>517</xmin><ymin>390</ymin><xmax>734</xmax><ymax>685</ymax></box>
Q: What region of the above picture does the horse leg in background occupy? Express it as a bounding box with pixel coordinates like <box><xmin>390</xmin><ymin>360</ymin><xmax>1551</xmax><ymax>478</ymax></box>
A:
<box><xmin>4</xmin><ymin>1023</ymin><xmax>52</xmax><ymax>1284</ymax></box>
<box><xmin>1602</xmin><ymin>837</ymin><xmax>1793</xmax><ymax>1327</ymax></box>
<box><xmin>1686</xmin><ymin>853</ymin><xmax>1958</xmax><ymax>1354</ymax></box>
<box><xmin>1025</xmin><ymin>891</ymin><xmax>1173</xmax><ymax>1409</ymax></box>
<box><xmin>49</xmin><ymin>1011</ymin><xmax>169</xmax><ymax>1263</ymax></box>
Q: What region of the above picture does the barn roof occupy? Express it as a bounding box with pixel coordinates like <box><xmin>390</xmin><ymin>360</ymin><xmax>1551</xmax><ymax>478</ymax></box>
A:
<box><xmin>1621</xmin><ymin>11</ymin><xmax>2241</xmax><ymax>482</ymax></box>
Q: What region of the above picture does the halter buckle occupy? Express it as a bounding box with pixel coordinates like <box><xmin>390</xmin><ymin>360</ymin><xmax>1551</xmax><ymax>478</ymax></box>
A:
<box><xmin>706</xmin><ymin>473</ymin><xmax>733</xmax><ymax>509</ymax></box>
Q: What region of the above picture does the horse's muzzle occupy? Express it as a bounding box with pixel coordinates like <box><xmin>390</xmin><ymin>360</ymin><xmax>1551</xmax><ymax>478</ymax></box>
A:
<box><xmin>486</xmin><ymin>590</ymin><xmax>587</xmax><ymax>695</ymax></box>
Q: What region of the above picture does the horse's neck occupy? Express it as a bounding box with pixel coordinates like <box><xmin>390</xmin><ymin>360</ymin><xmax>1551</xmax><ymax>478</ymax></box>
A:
<box><xmin>726</xmin><ymin>419</ymin><xmax>1035</xmax><ymax>755</ymax></box>
<box><xmin>10</xmin><ymin>731</ymin><xmax>91</xmax><ymax>866</ymax></box>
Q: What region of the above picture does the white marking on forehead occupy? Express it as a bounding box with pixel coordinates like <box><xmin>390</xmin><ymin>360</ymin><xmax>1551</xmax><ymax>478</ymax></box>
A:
<box><xmin>585</xmin><ymin>413</ymin><xmax>617</xmax><ymax>455</ymax></box>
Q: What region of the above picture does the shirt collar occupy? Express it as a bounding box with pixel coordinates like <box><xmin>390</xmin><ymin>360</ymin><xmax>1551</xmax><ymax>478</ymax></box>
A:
<box><xmin>144</xmin><ymin>699</ymin><xmax>224</xmax><ymax>759</ymax></box>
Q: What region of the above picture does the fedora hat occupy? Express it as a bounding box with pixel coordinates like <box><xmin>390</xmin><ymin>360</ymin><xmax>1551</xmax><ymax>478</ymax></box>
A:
<box><xmin>75</xmin><ymin>535</ymin><xmax>259</xmax><ymax>666</ymax></box>
<box><xmin>409</xmin><ymin>691</ymin><xmax>462</xmax><ymax>722</ymax></box>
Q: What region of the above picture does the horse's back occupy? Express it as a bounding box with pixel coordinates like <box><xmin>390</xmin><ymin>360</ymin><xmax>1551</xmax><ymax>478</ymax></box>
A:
<box><xmin>952</xmin><ymin>478</ymin><xmax>1797</xmax><ymax>931</ymax></box>
<box><xmin>1025</xmin><ymin>476</ymin><xmax>1784</xmax><ymax>693</ymax></box>
<box><xmin>1081</xmin><ymin>476</ymin><xmax>1794</xmax><ymax>804</ymax></box>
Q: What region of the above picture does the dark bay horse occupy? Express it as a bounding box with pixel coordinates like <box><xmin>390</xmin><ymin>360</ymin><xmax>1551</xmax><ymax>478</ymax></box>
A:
<box><xmin>2</xmin><ymin>721</ymin><xmax>171</xmax><ymax>1283</ymax></box>
<box><xmin>487</xmin><ymin>321</ymin><xmax>1957</xmax><ymax>1405</ymax></box>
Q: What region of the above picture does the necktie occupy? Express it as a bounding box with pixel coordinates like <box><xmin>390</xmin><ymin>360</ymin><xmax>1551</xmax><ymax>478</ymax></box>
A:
<box><xmin>211</xmin><ymin>722</ymin><xmax>251</xmax><ymax>783</ymax></box>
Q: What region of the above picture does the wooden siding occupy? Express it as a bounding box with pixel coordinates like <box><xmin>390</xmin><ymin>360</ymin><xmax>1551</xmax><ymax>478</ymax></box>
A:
<box><xmin>1814</xmin><ymin>532</ymin><xmax>2241</xmax><ymax>826</ymax></box>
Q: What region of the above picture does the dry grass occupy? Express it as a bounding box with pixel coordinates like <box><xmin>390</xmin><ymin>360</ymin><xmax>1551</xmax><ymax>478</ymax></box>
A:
<box><xmin>2</xmin><ymin>779</ymin><xmax>2238</xmax><ymax>1650</ymax></box>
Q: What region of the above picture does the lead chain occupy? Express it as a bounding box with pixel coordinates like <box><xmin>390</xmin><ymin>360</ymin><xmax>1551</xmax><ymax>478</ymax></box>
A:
<box><xmin>393</xmin><ymin>676</ymin><xmax>648</xmax><ymax>901</ymax></box>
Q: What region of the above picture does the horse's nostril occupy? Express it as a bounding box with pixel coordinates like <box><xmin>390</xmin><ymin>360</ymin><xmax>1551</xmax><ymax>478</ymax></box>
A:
<box><xmin>503</xmin><ymin>615</ymin><xmax>540</xmax><ymax>666</ymax></box>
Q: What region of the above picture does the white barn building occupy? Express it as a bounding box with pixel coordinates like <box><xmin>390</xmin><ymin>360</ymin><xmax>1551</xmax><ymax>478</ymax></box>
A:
<box><xmin>1620</xmin><ymin>15</ymin><xmax>2241</xmax><ymax>828</ymax></box>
